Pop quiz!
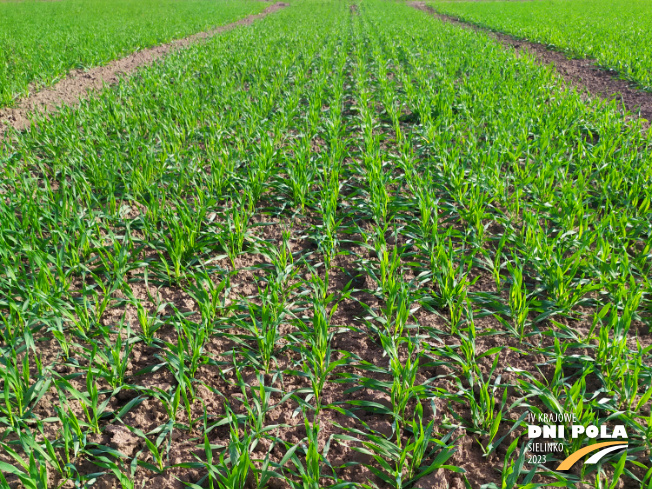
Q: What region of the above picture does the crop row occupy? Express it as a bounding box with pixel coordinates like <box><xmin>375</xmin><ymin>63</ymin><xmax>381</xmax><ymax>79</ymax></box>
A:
<box><xmin>0</xmin><ymin>0</ymin><xmax>650</xmax><ymax>488</ymax></box>
<box><xmin>430</xmin><ymin>0</ymin><xmax>652</xmax><ymax>90</ymax></box>
<box><xmin>0</xmin><ymin>0</ymin><xmax>266</xmax><ymax>108</ymax></box>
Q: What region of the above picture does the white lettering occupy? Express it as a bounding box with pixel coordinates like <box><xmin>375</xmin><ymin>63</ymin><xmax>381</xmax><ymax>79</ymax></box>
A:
<box><xmin>528</xmin><ymin>425</ymin><xmax>542</xmax><ymax>438</ymax></box>
<box><xmin>613</xmin><ymin>425</ymin><xmax>627</xmax><ymax>438</ymax></box>
<box><xmin>543</xmin><ymin>425</ymin><xmax>557</xmax><ymax>438</ymax></box>
<box><xmin>572</xmin><ymin>425</ymin><xmax>585</xmax><ymax>438</ymax></box>
<box><xmin>586</xmin><ymin>426</ymin><xmax>599</xmax><ymax>438</ymax></box>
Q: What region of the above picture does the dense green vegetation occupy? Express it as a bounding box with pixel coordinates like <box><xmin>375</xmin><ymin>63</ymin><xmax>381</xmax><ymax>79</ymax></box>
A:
<box><xmin>430</xmin><ymin>0</ymin><xmax>652</xmax><ymax>90</ymax></box>
<box><xmin>0</xmin><ymin>0</ymin><xmax>266</xmax><ymax>107</ymax></box>
<box><xmin>0</xmin><ymin>0</ymin><xmax>650</xmax><ymax>488</ymax></box>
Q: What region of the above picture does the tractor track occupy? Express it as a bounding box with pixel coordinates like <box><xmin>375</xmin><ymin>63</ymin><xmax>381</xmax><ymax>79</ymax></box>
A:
<box><xmin>409</xmin><ymin>1</ymin><xmax>652</xmax><ymax>127</ymax></box>
<box><xmin>0</xmin><ymin>2</ymin><xmax>288</xmax><ymax>137</ymax></box>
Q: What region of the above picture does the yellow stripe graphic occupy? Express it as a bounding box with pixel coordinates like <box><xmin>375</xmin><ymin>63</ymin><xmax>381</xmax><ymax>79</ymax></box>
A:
<box><xmin>556</xmin><ymin>441</ymin><xmax>627</xmax><ymax>471</ymax></box>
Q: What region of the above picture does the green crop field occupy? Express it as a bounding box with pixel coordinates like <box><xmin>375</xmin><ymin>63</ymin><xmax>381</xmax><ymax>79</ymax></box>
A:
<box><xmin>0</xmin><ymin>0</ymin><xmax>650</xmax><ymax>488</ymax></box>
<box><xmin>430</xmin><ymin>0</ymin><xmax>652</xmax><ymax>90</ymax></box>
<box><xmin>0</xmin><ymin>0</ymin><xmax>266</xmax><ymax>108</ymax></box>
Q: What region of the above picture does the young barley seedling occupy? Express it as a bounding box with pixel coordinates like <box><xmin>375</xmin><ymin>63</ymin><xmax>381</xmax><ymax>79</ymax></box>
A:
<box><xmin>296</xmin><ymin>271</ymin><xmax>350</xmax><ymax>414</ymax></box>
<box><xmin>56</xmin><ymin>371</ymin><xmax>112</xmax><ymax>435</ymax></box>
<box><xmin>239</xmin><ymin>282</ymin><xmax>284</xmax><ymax>374</ymax></box>
<box><xmin>285</xmin><ymin>414</ymin><xmax>344</xmax><ymax>489</ymax></box>
<box><xmin>507</xmin><ymin>257</ymin><xmax>531</xmax><ymax>342</ymax></box>
<box><xmin>0</xmin><ymin>445</ymin><xmax>50</xmax><ymax>489</ymax></box>
<box><xmin>159</xmin><ymin>199</ymin><xmax>206</xmax><ymax>283</ymax></box>
<box><xmin>286</xmin><ymin>137</ymin><xmax>313</xmax><ymax>211</ymax></box>
<box><xmin>180</xmin><ymin>404</ymin><xmax>256</xmax><ymax>489</ymax></box>
<box><xmin>0</xmin><ymin>350</ymin><xmax>50</xmax><ymax>428</ymax></box>
<box><xmin>186</xmin><ymin>270</ymin><xmax>231</xmax><ymax>335</ymax></box>
<box><xmin>217</xmin><ymin>197</ymin><xmax>252</xmax><ymax>271</ymax></box>
<box><xmin>126</xmin><ymin>425</ymin><xmax>167</xmax><ymax>473</ymax></box>
<box><xmin>54</xmin><ymin>405</ymin><xmax>86</xmax><ymax>470</ymax></box>
<box><xmin>91</xmin><ymin>322</ymin><xmax>133</xmax><ymax>390</ymax></box>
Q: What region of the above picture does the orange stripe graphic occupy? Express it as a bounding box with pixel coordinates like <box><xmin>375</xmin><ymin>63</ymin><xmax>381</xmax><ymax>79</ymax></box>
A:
<box><xmin>556</xmin><ymin>441</ymin><xmax>627</xmax><ymax>471</ymax></box>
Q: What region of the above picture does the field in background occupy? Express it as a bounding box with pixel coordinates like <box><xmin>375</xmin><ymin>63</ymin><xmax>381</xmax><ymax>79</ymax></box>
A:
<box><xmin>0</xmin><ymin>0</ymin><xmax>266</xmax><ymax>107</ymax></box>
<box><xmin>430</xmin><ymin>0</ymin><xmax>652</xmax><ymax>90</ymax></box>
<box><xmin>0</xmin><ymin>0</ymin><xmax>651</xmax><ymax>488</ymax></box>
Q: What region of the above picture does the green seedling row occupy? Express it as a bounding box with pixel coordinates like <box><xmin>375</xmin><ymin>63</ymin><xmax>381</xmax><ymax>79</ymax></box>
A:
<box><xmin>0</xmin><ymin>0</ymin><xmax>650</xmax><ymax>488</ymax></box>
<box><xmin>0</xmin><ymin>0</ymin><xmax>267</xmax><ymax>108</ymax></box>
<box><xmin>430</xmin><ymin>0</ymin><xmax>652</xmax><ymax>90</ymax></box>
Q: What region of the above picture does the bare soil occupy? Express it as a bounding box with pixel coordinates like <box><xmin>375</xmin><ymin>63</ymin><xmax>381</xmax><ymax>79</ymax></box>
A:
<box><xmin>409</xmin><ymin>1</ymin><xmax>652</xmax><ymax>126</ymax></box>
<box><xmin>0</xmin><ymin>2</ymin><xmax>289</xmax><ymax>137</ymax></box>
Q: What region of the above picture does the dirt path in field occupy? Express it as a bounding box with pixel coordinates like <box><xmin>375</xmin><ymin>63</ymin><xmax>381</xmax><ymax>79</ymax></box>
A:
<box><xmin>409</xmin><ymin>1</ymin><xmax>652</xmax><ymax>125</ymax></box>
<box><xmin>0</xmin><ymin>2</ymin><xmax>288</xmax><ymax>137</ymax></box>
